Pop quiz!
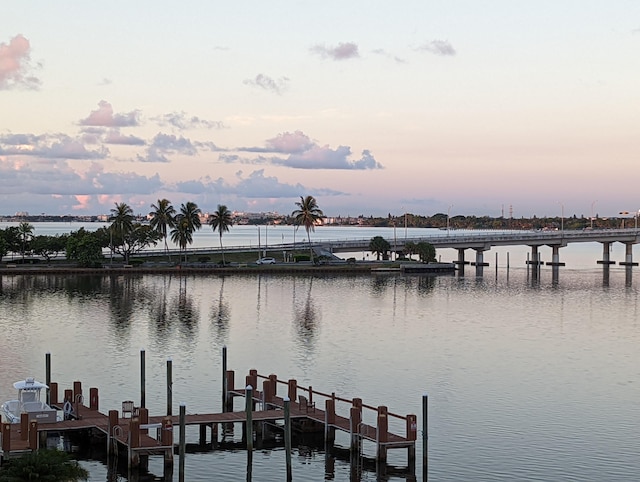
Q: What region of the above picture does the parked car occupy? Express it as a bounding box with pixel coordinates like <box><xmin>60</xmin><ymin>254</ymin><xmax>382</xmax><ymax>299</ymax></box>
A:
<box><xmin>256</xmin><ymin>257</ymin><xmax>276</xmax><ymax>265</ymax></box>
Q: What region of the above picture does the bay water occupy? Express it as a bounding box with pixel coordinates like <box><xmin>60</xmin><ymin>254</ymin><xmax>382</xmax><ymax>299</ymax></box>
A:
<box><xmin>0</xmin><ymin>224</ymin><xmax>638</xmax><ymax>481</ymax></box>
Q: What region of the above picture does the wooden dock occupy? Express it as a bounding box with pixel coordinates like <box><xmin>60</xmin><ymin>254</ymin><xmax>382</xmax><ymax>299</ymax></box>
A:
<box><xmin>1</xmin><ymin>353</ymin><xmax>420</xmax><ymax>478</ymax></box>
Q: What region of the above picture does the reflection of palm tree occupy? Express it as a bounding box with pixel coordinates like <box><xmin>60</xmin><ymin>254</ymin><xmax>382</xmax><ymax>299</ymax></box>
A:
<box><xmin>294</xmin><ymin>278</ymin><xmax>318</xmax><ymax>340</ymax></box>
<box><xmin>292</xmin><ymin>196</ymin><xmax>324</xmax><ymax>262</ymax></box>
<box><xmin>210</xmin><ymin>277</ymin><xmax>231</xmax><ymax>343</ymax></box>
<box><xmin>17</xmin><ymin>222</ymin><xmax>34</xmax><ymax>260</ymax></box>
<box><xmin>149</xmin><ymin>199</ymin><xmax>176</xmax><ymax>261</ymax></box>
<box><xmin>208</xmin><ymin>204</ymin><xmax>234</xmax><ymax>264</ymax></box>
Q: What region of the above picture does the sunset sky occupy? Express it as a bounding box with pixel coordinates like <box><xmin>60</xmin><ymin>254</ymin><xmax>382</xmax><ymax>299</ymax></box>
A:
<box><xmin>1</xmin><ymin>1</ymin><xmax>639</xmax><ymax>219</ymax></box>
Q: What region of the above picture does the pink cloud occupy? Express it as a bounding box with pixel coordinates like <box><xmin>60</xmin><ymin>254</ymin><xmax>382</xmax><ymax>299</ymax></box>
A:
<box><xmin>0</xmin><ymin>34</ymin><xmax>41</xmax><ymax>90</ymax></box>
<box><xmin>266</xmin><ymin>131</ymin><xmax>314</xmax><ymax>154</ymax></box>
<box><xmin>79</xmin><ymin>100</ymin><xmax>140</xmax><ymax>127</ymax></box>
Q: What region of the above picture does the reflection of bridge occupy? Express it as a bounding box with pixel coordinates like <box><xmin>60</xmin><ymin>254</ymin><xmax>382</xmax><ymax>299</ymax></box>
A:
<box><xmin>141</xmin><ymin>229</ymin><xmax>640</xmax><ymax>267</ymax></box>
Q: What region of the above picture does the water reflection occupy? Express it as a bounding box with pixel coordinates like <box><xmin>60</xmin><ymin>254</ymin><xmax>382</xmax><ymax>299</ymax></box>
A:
<box><xmin>293</xmin><ymin>277</ymin><xmax>319</xmax><ymax>351</ymax></box>
<box><xmin>168</xmin><ymin>275</ymin><xmax>199</xmax><ymax>339</ymax></box>
<box><xmin>210</xmin><ymin>276</ymin><xmax>231</xmax><ymax>346</ymax></box>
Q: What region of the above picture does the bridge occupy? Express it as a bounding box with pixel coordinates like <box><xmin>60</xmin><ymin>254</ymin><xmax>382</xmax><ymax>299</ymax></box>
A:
<box><xmin>136</xmin><ymin>228</ymin><xmax>640</xmax><ymax>268</ymax></box>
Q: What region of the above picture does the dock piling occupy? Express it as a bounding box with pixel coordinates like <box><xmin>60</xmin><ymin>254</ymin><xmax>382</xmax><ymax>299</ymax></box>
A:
<box><xmin>140</xmin><ymin>348</ymin><xmax>146</xmax><ymax>409</ymax></box>
<box><xmin>45</xmin><ymin>352</ymin><xmax>51</xmax><ymax>406</ymax></box>
<box><xmin>284</xmin><ymin>396</ymin><xmax>292</xmax><ymax>481</ymax></box>
<box><xmin>179</xmin><ymin>404</ymin><xmax>186</xmax><ymax>482</ymax></box>
<box><xmin>222</xmin><ymin>346</ymin><xmax>227</xmax><ymax>412</ymax></box>
<box><xmin>423</xmin><ymin>393</ymin><xmax>428</xmax><ymax>481</ymax></box>
<box><xmin>167</xmin><ymin>357</ymin><xmax>173</xmax><ymax>416</ymax></box>
<box><xmin>245</xmin><ymin>385</ymin><xmax>253</xmax><ymax>480</ymax></box>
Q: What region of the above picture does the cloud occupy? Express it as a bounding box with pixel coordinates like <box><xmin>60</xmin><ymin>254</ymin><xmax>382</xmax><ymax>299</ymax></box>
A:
<box><xmin>0</xmin><ymin>34</ymin><xmax>41</xmax><ymax>90</ymax></box>
<box><xmin>372</xmin><ymin>48</ymin><xmax>407</xmax><ymax>64</ymax></box>
<box><xmin>0</xmin><ymin>158</ymin><xmax>161</xmax><ymax>196</ymax></box>
<box><xmin>152</xmin><ymin>111</ymin><xmax>225</xmax><ymax>130</ymax></box>
<box><xmin>243</xmin><ymin>74</ymin><xmax>290</xmax><ymax>95</ymax></box>
<box><xmin>417</xmin><ymin>40</ymin><xmax>456</xmax><ymax>56</ymax></box>
<box><xmin>231</xmin><ymin>130</ymin><xmax>383</xmax><ymax>170</ymax></box>
<box><xmin>310</xmin><ymin>42</ymin><xmax>360</xmax><ymax>60</ymax></box>
<box><xmin>276</xmin><ymin>146</ymin><xmax>383</xmax><ymax>170</ymax></box>
<box><xmin>136</xmin><ymin>133</ymin><xmax>198</xmax><ymax>163</ymax></box>
<box><xmin>104</xmin><ymin>130</ymin><xmax>146</xmax><ymax>146</ymax></box>
<box><xmin>78</xmin><ymin>100</ymin><xmax>141</xmax><ymax>127</ymax></box>
<box><xmin>0</xmin><ymin>132</ymin><xmax>108</xmax><ymax>160</ymax></box>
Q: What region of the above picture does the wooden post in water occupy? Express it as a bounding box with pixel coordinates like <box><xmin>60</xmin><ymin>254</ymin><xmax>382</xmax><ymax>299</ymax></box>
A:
<box><xmin>222</xmin><ymin>346</ymin><xmax>227</xmax><ymax>412</ymax></box>
<box><xmin>73</xmin><ymin>381</ymin><xmax>82</xmax><ymax>419</ymax></box>
<box><xmin>20</xmin><ymin>413</ymin><xmax>29</xmax><ymax>440</ymax></box>
<box><xmin>225</xmin><ymin>370</ymin><xmax>235</xmax><ymax>412</ymax></box>
<box><xmin>28</xmin><ymin>421</ymin><xmax>38</xmax><ymax>450</ymax></box>
<box><xmin>167</xmin><ymin>357</ymin><xmax>173</xmax><ymax>416</ymax></box>
<box><xmin>107</xmin><ymin>410</ymin><xmax>118</xmax><ymax>457</ymax></box>
<box><xmin>179</xmin><ymin>403</ymin><xmax>186</xmax><ymax>482</ymax></box>
<box><xmin>2</xmin><ymin>423</ymin><xmax>11</xmax><ymax>454</ymax></box>
<box><xmin>245</xmin><ymin>385</ymin><xmax>253</xmax><ymax>480</ymax></box>
<box><xmin>50</xmin><ymin>382</ymin><xmax>58</xmax><ymax>406</ymax></box>
<box><xmin>161</xmin><ymin>416</ymin><xmax>174</xmax><ymax>467</ymax></box>
<box><xmin>406</xmin><ymin>413</ymin><xmax>418</xmax><ymax>467</ymax></box>
<box><xmin>284</xmin><ymin>396</ymin><xmax>292</xmax><ymax>481</ymax></box>
<box><xmin>376</xmin><ymin>406</ymin><xmax>389</xmax><ymax>463</ymax></box>
<box><xmin>89</xmin><ymin>387</ymin><xmax>99</xmax><ymax>410</ymax></box>
<box><xmin>287</xmin><ymin>379</ymin><xmax>297</xmax><ymax>403</ymax></box>
<box><xmin>422</xmin><ymin>393</ymin><xmax>428</xmax><ymax>481</ymax></box>
<box><xmin>129</xmin><ymin>417</ymin><xmax>140</xmax><ymax>469</ymax></box>
<box><xmin>45</xmin><ymin>352</ymin><xmax>51</xmax><ymax>406</ymax></box>
<box><xmin>140</xmin><ymin>348</ymin><xmax>146</xmax><ymax>409</ymax></box>
<box><xmin>325</xmin><ymin>397</ymin><xmax>336</xmax><ymax>445</ymax></box>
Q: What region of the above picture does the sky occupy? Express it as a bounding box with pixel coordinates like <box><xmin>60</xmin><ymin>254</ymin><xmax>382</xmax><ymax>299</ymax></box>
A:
<box><xmin>1</xmin><ymin>1</ymin><xmax>639</xmax><ymax>219</ymax></box>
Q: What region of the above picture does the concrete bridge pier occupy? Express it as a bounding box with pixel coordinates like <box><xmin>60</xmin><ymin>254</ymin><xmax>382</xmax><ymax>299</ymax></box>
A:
<box><xmin>527</xmin><ymin>246</ymin><xmax>542</xmax><ymax>266</ymax></box>
<box><xmin>619</xmin><ymin>242</ymin><xmax>638</xmax><ymax>266</ymax></box>
<box><xmin>472</xmin><ymin>249</ymin><xmax>489</xmax><ymax>267</ymax></box>
<box><xmin>545</xmin><ymin>245</ymin><xmax>566</xmax><ymax>266</ymax></box>
<box><xmin>597</xmin><ymin>242</ymin><xmax>616</xmax><ymax>265</ymax></box>
<box><xmin>455</xmin><ymin>248</ymin><xmax>469</xmax><ymax>267</ymax></box>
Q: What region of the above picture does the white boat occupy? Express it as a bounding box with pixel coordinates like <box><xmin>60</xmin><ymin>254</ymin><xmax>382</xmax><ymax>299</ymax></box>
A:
<box><xmin>1</xmin><ymin>377</ymin><xmax>58</xmax><ymax>423</ymax></box>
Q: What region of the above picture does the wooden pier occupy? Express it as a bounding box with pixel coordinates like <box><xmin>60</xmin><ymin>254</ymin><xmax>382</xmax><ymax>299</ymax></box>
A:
<box><xmin>1</xmin><ymin>353</ymin><xmax>421</xmax><ymax>479</ymax></box>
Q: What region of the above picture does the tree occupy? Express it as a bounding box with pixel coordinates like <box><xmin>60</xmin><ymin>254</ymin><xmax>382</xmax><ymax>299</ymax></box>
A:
<box><xmin>171</xmin><ymin>201</ymin><xmax>202</xmax><ymax>262</ymax></box>
<box><xmin>66</xmin><ymin>228</ymin><xmax>105</xmax><ymax>267</ymax></box>
<box><xmin>111</xmin><ymin>224</ymin><xmax>163</xmax><ymax>263</ymax></box>
<box><xmin>404</xmin><ymin>241</ymin><xmax>417</xmax><ymax>261</ymax></box>
<box><xmin>17</xmin><ymin>222</ymin><xmax>34</xmax><ymax>260</ymax></box>
<box><xmin>149</xmin><ymin>199</ymin><xmax>176</xmax><ymax>261</ymax></box>
<box><xmin>0</xmin><ymin>448</ymin><xmax>89</xmax><ymax>481</ymax></box>
<box><xmin>416</xmin><ymin>241</ymin><xmax>436</xmax><ymax>263</ymax></box>
<box><xmin>208</xmin><ymin>204</ymin><xmax>234</xmax><ymax>265</ymax></box>
<box><xmin>369</xmin><ymin>235</ymin><xmax>391</xmax><ymax>260</ymax></box>
<box><xmin>109</xmin><ymin>202</ymin><xmax>134</xmax><ymax>240</ymax></box>
<box><xmin>291</xmin><ymin>195</ymin><xmax>324</xmax><ymax>263</ymax></box>
<box><xmin>31</xmin><ymin>234</ymin><xmax>67</xmax><ymax>263</ymax></box>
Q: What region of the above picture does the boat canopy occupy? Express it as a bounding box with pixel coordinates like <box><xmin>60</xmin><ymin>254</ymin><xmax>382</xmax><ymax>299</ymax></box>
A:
<box><xmin>13</xmin><ymin>377</ymin><xmax>48</xmax><ymax>390</ymax></box>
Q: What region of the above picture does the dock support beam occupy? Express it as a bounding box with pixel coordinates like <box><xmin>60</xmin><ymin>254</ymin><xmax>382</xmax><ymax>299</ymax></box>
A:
<box><xmin>284</xmin><ymin>397</ymin><xmax>293</xmax><ymax>481</ymax></box>
<box><xmin>422</xmin><ymin>394</ymin><xmax>428</xmax><ymax>481</ymax></box>
<box><xmin>179</xmin><ymin>404</ymin><xmax>186</xmax><ymax>482</ymax></box>
<box><xmin>245</xmin><ymin>386</ymin><xmax>253</xmax><ymax>480</ymax></box>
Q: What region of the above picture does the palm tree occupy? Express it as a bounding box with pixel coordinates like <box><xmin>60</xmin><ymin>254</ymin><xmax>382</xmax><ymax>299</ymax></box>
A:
<box><xmin>208</xmin><ymin>204</ymin><xmax>234</xmax><ymax>265</ymax></box>
<box><xmin>170</xmin><ymin>202</ymin><xmax>202</xmax><ymax>262</ymax></box>
<box><xmin>109</xmin><ymin>202</ymin><xmax>134</xmax><ymax>239</ymax></box>
<box><xmin>17</xmin><ymin>221</ymin><xmax>34</xmax><ymax>261</ymax></box>
<box><xmin>369</xmin><ymin>235</ymin><xmax>391</xmax><ymax>260</ymax></box>
<box><xmin>291</xmin><ymin>195</ymin><xmax>324</xmax><ymax>263</ymax></box>
<box><xmin>149</xmin><ymin>199</ymin><xmax>176</xmax><ymax>261</ymax></box>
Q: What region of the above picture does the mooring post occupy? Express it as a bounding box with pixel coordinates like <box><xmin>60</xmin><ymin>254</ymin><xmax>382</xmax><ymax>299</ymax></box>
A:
<box><xmin>107</xmin><ymin>409</ymin><xmax>118</xmax><ymax>457</ymax></box>
<box><xmin>45</xmin><ymin>352</ymin><xmax>51</xmax><ymax>406</ymax></box>
<box><xmin>20</xmin><ymin>413</ymin><xmax>29</xmax><ymax>440</ymax></box>
<box><xmin>139</xmin><ymin>407</ymin><xmax>149</xmax><ymax>435</ymax></box>
<box><xmin>140</xmin><ymin>348</ymin><xmax>146</xmax><ymax>409</ymax></box>
<box><xmin>73</xmin><ymin>381</ymin><xmax>82</xmax><ymax>419</ymax></box>
<box><xmin>167</xmin><ymin>357</ymin><xmax>173</xmax><ymax>416</ymax></box>
<box><xmin>90</xmin><ymin>387</ymin><xmax>99</xmax><ymax>411</ymax></box>
<box><xmin>28</xmin><ymin>421</ymin><xmax>38</xmax><ymax>450</ymax></box>
<box><xmin>350</xmin><ymin>406</ymin><xmax>362</xmax><ymax>453</ymax></box>
<box><xmin>376</xmin><ymin>406</ymin><xmax>389</xmax><ymax>463</ymax></box>
<box><xmin>50</xmin><ymin>382</ymin><xmax>58</xmax><ymax>406</ymax></box>
<box><xmin>287</xmin><ymin>379</ymin><xmax>297</xmax><ymax>403</ymax></box>
<box><xmin>222</xmin><ymin>345</ymin><xmax>227</xmax><ymax>412</ymax></box>
<box><xmin>225</xmin><ymin>370</ymin><xmax>235</xmax><ymax>412</ymax></box>
<box><xmin>325</xmin><ymin>398</ymin><xmax>336</xmax><ymax>445</ymax></box>
<box><xmin>245</xmin><ymin>384</ymin><xmax>254</xmax><ymax>480</ymax></box>
<box><xmin>2</xmin><ymin>423</ymin><xmax>11</xmax><ymax>453</ymax></box>
<box><xmin>179</xmin><ymin>403</ymin><xmax>186</xmax><ymax>482</ymax></box>
<box><xmin>422</xmin><ymin>393</ymin><xmax>428</xmax><ymax>481</ymax></box>
<box><xmin>162</xmin><ymin>416</ymin><xmax>174</xmax><ymax>467</ymax></box>
<box><xmin>406</xmin><ymin>413</ymin><xmax>418</xmax><ymax>466</ymax></box>
<box><xmin>284</xmin><ymin>396</ymin><xmax>292</xmax><ymax>481</ymax></box>
<box><xmin>129</xmin><ymin>417</ymin><xmax>140</xmax><ymax>469</ymax></box>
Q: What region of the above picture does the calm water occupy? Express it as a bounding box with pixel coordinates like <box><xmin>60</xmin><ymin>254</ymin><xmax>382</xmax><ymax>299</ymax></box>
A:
<box><xmin>1</xmin><ymin>225</ymin><xmax>639</xmax><ymax>481</ymax></box>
